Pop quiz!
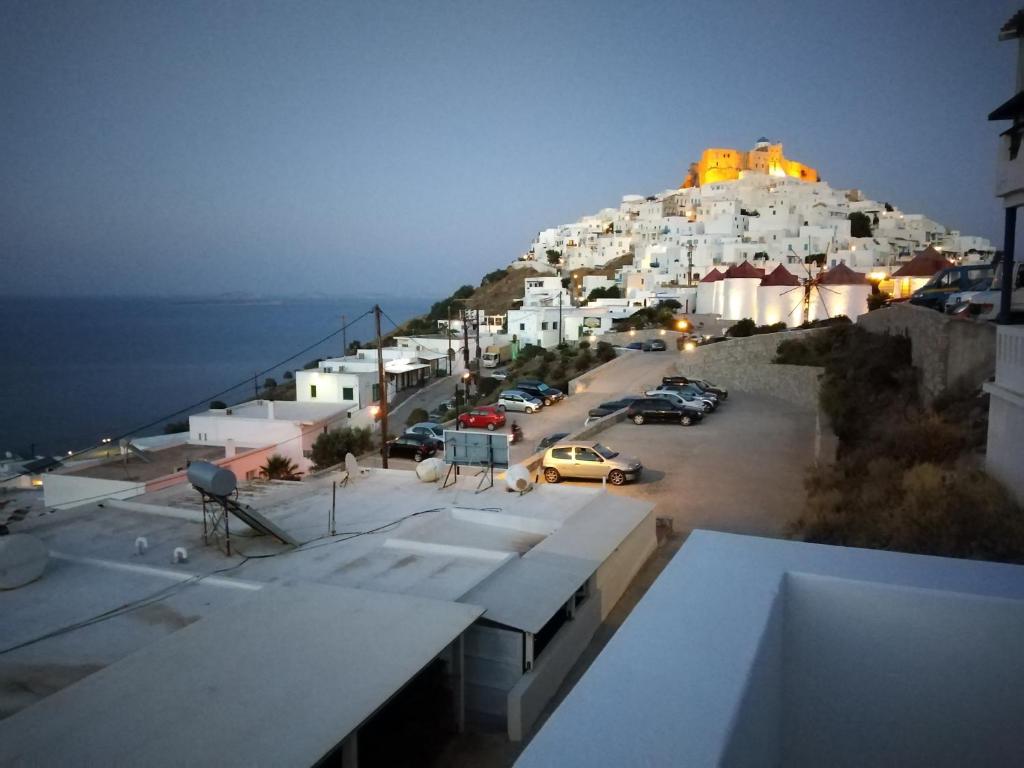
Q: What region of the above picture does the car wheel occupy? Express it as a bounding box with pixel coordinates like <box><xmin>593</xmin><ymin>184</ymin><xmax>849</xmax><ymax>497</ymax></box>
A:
<box><xmin>703</xmin><ymin>404</ymin><xmax>711</xmax><ymax>413</ymax></box>
<box><xmin>608</xmin><ymin>470</ymin><xmax>626</xmax><ymax>486</ymax></box>
<box><xmin>543</xmin><ymin>398</ymin><xmax>552</xmax><ymax>407</ymax></box>
<box><xmin>497</xmin><ymin>404</ymin><xmax>506</xmax><ymax>412</ymax></box>
<box><xmin>544</xmin><ymin>467</ymin><xmax>561</xmax><ymax>484</ymax></box>
<box><xmin>632</xmin><ymin>414</ymin><xmax>645</xmax><ymax>425</ymax></box>
<box><xmin>487</xmin><ymin>423</ymin><xmax>496</xmax><ymax>431</ymax></box>
<box><xmin>525</xmin><ymin>406</ymin><xmax>534</xmax><ymax>414</ymax></box>
<box><xmin>681</xmin><ymin>414</ymin><xmax>693</xmax><ymax>426</ymax></box>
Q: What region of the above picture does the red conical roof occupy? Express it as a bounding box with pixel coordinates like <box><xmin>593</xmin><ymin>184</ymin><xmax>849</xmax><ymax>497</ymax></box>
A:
<box><xmin>699</xmin><ymin>268</ymin><xmax>724</xmax><ymax>283</ymax></box>
<box><xmin>760</xmin><ymin>264</ymin><xmax>801</xmax><ymax>287</ymax></box>
<box><xmin>892</xmin><ymin>246</ymin><xmax>952</xmax><ymax>278</ymax></box>
<box><xmin>819</xmin><ymin>263</ymin><xmax>869</xmax><ymax>285</ymax></box>
<box><xmin>724</xmin><ymin>261</ymin><xmax>762</xmax><ymax>279</ymax></box>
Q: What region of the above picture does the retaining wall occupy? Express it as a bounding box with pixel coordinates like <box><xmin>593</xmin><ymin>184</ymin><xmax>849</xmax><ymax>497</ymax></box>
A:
<box><xmin>674</xmin><ymin>329</ymin><xmax>826</xmax><ymax>411</ymax></box>
<box><xmin>857</xmin><ymin>303</ymin><xmax>997</xmax><ymax>402</ymax></box>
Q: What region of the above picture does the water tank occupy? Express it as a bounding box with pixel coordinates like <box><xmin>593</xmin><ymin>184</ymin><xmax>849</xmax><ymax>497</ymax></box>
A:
<box><xmin>187</xmin><ymin>461</ymin><xmax>237</xmax><ymax>497</ymax></box>
<box><xmin>0</xmin><ymin>534</ymin><xmax>49</xmax><ymax>590</ymax></box>
<box><xmin>416</xmin><ymin>457</ymin><xmax>445</xmax><ymax>482</ymax></box>
<box><xmin>505</xmin><ymin>464</ymin><xmax>533</xmax><ymax>493</ymax></box>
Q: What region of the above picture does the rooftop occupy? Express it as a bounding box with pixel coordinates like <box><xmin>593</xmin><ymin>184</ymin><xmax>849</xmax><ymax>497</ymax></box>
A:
<box><xmin>60</xmin><ymin>442</ymin><xmax>228</xmax><ymax>483</ymax></box>
<box><xmin>1</xmin><ymin>468</ymin><xmax>652</xmax><ymax>721</ymax></box>
<box><xmin>197</xmin><ymin>399</ymin><xmax>351</xmax><ymax>423</ymax></box>
<box><xmin>516</xmin><ymin>532</ymin><xmax>1024</xmax><ymax>768</ymax></box>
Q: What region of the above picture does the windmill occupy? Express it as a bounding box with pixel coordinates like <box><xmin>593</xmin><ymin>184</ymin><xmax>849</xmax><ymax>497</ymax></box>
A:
<box><xmin>783</xmin><ymin>243</ymin><xmax>840</xmax><ymax>325</ymax></box>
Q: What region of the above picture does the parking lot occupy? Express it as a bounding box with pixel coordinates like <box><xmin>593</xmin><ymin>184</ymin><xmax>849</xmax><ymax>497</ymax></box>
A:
<box><xmin>540</xmin><ymin>391</ymin><xmax>817</xmax><ymax>538</ymax></box>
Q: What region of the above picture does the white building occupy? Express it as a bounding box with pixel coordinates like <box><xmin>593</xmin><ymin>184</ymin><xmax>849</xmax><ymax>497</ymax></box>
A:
<box><xmin>189</xmin><ymin>399</ymin><xmax>351</xmax><ymax>471</ymax></box>
<box><xmin>517</xmin><ymin>531</ymin><xmax>1024</xmax><ymax>767</ymax></box>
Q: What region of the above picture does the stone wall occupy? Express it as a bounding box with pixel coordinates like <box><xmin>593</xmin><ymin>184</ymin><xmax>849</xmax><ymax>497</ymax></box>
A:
<box><xmin>597</xmin><ymin>329</ymin><xmax>683</xmax><ymax>348</ymax></box>
<box><xmin>674</xmin><ymin>329</ymin><xmax>826</xmax><ymax>411</ymax></box>
<box><xmin>857</xmin><ymin>303</ymin><xmax>997</xmax><ymax>403</ymax></box>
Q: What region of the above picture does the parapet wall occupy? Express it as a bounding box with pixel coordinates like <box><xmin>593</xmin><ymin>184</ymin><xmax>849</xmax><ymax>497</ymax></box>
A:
<box><xmin>674</xmin><ymin>329</ymin><xmax>825</xmax><ymax>411</ymax></box>
<box><xmin>857</xmin><ymin>304</ymin><xmax>997</xmax><ymax>402</ymax></box>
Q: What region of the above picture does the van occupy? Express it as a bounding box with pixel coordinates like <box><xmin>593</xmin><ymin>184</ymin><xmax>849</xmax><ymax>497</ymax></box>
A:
<box><xmin>909</xmin><ymin>264</ymin><xmax>996</xmax><ymax>311</ymax></box>
<box><xmin>960</xmin><ymin>261</ymin><xmax>1024</xmax><ymax>321</ymax></box>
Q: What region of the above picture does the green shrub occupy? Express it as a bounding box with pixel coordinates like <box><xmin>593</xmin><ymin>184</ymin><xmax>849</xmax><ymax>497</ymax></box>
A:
<box><xmin>576</xmin><ymin>347</ymin><xmax>592</xmax><ymax>369</ymax></box>
<box><xmin>405</xmin><ymin>408</ymin><xmax>429</xmax><ymax>427</ymax></box>
<box><xmin>727</xmin><ymin>318</ymin><xmax>757</xmax><ymax>337</ymax></box>
<box><xmin>578</xmin><ymin>340</ymin><xmax>591</xmax><ymax>349</ymax></box>
<box><xmin>311</xmin><ymin>427</ymin><xmax>374</xmax><ymax>470</ymax></box>
<box><xmin>543</xmin><ymin>349</ymin><xmax>557</xmax><ymax>363</ymax></box>
<box><xmin>260</xmin><ymin>454</ymin><xmax>302</xmax><ymax>481</ymax></box>
<box><xmin>595</xmin><ymin>341</ymin><xmax>616</xmax><ymax>363</ymax></box>
<box><xmin>164</xmin><ymin>419</ymin><xmax>189</xmax><ymax>434</ymax></box>
<box><xmin>210</xmin><ymin>400</ymin><xmax>228</xmax><ymax>409</ymax></box>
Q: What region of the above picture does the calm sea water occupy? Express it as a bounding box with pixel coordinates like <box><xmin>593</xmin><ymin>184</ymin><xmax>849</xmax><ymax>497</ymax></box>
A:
<box><xmin>0</xmin><ymin>296</ymin><xmax>428</xmax><ymax>457</ymax></box>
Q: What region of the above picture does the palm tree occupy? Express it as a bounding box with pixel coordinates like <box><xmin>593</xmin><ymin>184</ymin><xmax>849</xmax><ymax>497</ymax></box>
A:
<box><xmin>259</xmin><ymin>454</ymin><xmax>302</xmax><ymax>481</ymax></box>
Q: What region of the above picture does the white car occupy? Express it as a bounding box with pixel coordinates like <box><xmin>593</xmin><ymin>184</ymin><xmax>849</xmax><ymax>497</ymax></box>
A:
<box><xmin>645</xmin><ymin>388</ymin><xmax>713</xmax><ymax>412</ymax></box>
<box><xmin>497</xmin><ymin>390</ymin><xmax>543</xmax><ymax>414</ymax></box>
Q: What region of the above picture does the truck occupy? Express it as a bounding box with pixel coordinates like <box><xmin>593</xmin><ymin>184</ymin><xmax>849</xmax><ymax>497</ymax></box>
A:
<box><xmin>481</xmin><ymin>343</ymin><xmax>512</xmax><ymax>368</ymax></box>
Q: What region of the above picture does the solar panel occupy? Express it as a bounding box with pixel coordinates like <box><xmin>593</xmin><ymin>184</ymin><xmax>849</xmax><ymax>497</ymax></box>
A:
<box><xmin>224</xmin><ymin>498</ymin><xmax>300</xmax><ymax>547</ymax></box>
<box><xmin>442</xmin><ymin>430</ymin><xmax>510</xmax><ymax>469</ymax></box>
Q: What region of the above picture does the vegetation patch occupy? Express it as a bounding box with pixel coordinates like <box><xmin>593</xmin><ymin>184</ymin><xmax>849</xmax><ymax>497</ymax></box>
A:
<box><xmin>786</xmin><ymin>324</ymin><xmax>1024</xmax><ymax>563</ymax></box>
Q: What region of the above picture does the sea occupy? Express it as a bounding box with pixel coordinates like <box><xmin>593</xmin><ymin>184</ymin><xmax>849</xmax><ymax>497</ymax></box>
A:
<box><xmin>0</xmin><ymin>295</ymin><xmax>429</xmax><ymax>458</ymax></box>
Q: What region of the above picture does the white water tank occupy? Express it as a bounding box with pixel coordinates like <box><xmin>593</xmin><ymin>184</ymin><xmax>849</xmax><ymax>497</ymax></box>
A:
<box><xmin>187</xmin><ymin>461</ymin><xmax>237</xmax><ymax>497</ymax></box>
<box><xmin>416</xmin><ymin>457</ymin><xmax>445</xmax><ymax>483</ymax></box>
<box><xmin>0</xmin><ymin>534</ymin><xmax>48</xmax><ymax>590</ymax></box>
<box><xmin>505</xmin><ymin>464</ymin><xmax>533</xmax><ymax>493</ymax></box>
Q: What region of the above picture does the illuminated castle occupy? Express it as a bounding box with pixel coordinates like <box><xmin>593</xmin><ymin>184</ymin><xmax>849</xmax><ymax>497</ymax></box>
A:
<box><xmin>681</xmin><ymin>138</ymin><xmax>818</xmax><ymax>187</ymax></box>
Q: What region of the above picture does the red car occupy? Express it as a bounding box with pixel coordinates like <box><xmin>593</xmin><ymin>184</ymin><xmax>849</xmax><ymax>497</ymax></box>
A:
<box><xmin>457</xmin><ymin>405</ymin><xmax>507</xmax><ymax>431</ymax></box>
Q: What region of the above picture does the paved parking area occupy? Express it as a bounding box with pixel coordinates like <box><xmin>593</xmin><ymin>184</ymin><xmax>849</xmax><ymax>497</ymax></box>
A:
<box><xmin>542</xmin><ymin>391</ymin><xmax>817</xmax><ymax>538</ymax></box>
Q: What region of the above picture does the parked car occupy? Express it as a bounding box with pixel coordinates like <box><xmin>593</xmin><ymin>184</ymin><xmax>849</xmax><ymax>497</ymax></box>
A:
<box><xmin>497</xmin><ymin>390</ymin><xmax>543</xmax><ymax>414</ymax></box>
<box><xmin>405</xmin><ymin>421</ymin><xmax>445</xmax><ymax>450</ymax></box>
<box><xmin>542</xmin><ymin>441</ymin><xmax>643</xmax><ymax>485</ymax></box>
<box><xmin>386</xmin><ymin>434</ymin><xmax>437</xmax><ymax>462</ymax></box>
<box><xmin>909</xmin><ymin>264</ymin><xmax>996</xmax><ymax>312</ymax></box>
<box><xmin>625</xmin><ymin>341</ymin><xmax>644</xmax><ymax>350</ymax></box>
<box><xmin>457</xmin><ymin>405</ymin><xmax>507</xmax><ymax>430</ymax></box>
<box><xmin>627</xmin><ymin>397</ymin><xmax>701</xmax><ymax>426</ymax></box>
<box><xmin>642</xmin><ymin>339</ymin><xmax>667</xmax><ymax>352</ymax></box>
<box><xmin>663</xmin><ymin>376</ymin><xmax>729</xmax><ymax>400</ymax></box>
<box><xmin>535</xmin><ymin>432</ymin><xmax>570</xmax><ymax>452</ymax></box>
<box><xmin>515</xmin><ymin>380</ymin><xmax>564</xmax><ymax>406</ymax></box>
<box><xmin>644</xmin><ymin>390</ymin><xmax>707</xmax><ymax>418</ymax></box>
<box><xmin>585</xmin><ymin>396</ymin><xmax>643</xmax><ymax>425</ymax></box>
<box><xmin>655</xmin><ymin>383</ymin><xmax>718</xmax><ymax>410</ymax></box>
<box><xmin>491</xmin><ymin>368</ymin><xmax>509</xmax><ymax>381</ymax></box>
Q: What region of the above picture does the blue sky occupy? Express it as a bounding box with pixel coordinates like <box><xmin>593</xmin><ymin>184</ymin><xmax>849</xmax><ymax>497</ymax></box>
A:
<box><xmin>0</xmin><ymin>0</ymin><xmax>1017</xmax><ymax>296</ymax></box>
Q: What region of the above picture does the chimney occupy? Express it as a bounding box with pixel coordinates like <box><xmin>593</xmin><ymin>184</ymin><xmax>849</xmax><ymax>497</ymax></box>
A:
<box><xmin>267</xmin><ymin>401</ymin><xmax>275</xmax><ymax>419</ymax></box>
<box><xmin>225</xmin><ymin>439</ymin><xmax>236</xmax><ymax>458</ymax></box>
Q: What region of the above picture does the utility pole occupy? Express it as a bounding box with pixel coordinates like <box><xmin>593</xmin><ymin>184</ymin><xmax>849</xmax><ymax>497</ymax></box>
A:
<box><xmin>462</xmin><ymin>307</ymin><xmax>470</xmax><ymax>371</ymax></box>
<box><xmin>341</xmin><ymin>313</ymin><xmax>347</xmax><ymax>356</ymax></box>
<box><xmin>686</xmin><ymin>240</ymin><xmax>695</xmax><ymax>286</ymax></box>
<box><xmin>474</xmin><ymin>309</ymin><xmax>481</xmax><ymax>369</ymax></box>
<box><xmin>558</xmin><ymin>291</ymin><xmax>563</xmax><ymax>346</ymax></box>
<box><xmin>447</xmin><ymin>304</ymin><xmax>454</xmax><ymax>374</ymax></box>
<box><xmin>374</xmin><ymin>305</ymin><xmax>389</xmax><ymax>469</ymax></box>
<box><xmin>253</xmin><ymin>373</ymin><xmax>258</xmax><ymax>399</ymax></box>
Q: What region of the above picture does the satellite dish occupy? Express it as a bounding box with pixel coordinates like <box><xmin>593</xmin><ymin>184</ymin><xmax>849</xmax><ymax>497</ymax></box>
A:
<box><xmin>0</xmin><ymin>534</ymin><xmax>49</xmax><ymax>590</ymax></box>
<box><xmin>505</xmin><ymin>464</ymin><xmax>533</xmax><ymax>493</ymax></box>
<box><xmin>415</xmin><ymin>457</ymin><xmax>445</xmax><ymax>483</ymax></box>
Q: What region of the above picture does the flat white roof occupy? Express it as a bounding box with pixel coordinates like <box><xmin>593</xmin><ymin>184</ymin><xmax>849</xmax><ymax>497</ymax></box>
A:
<box><xmin>199</xmin><ymin>399</ymin><xmax>350</xmax><ymax>422</ymax></box>
<box><xmin>0</xmin><ymin>584</ymin><xmax>482</xmax><ymax>767</ymax></box>
<box><xmin>516</xmin><ymin>532</ymin><xmax>1024</xmax><ymax>768</ymax></box>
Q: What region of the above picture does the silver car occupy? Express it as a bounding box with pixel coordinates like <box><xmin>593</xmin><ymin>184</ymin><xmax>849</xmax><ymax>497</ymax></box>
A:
<box><xmin>498</xmin><ymin>390</ymin><xmax>543</xmax><ymax>414</ymax></box>
<box><xmin>542</xmin><ymin>441</ymin><xmax>642</xmax><ymax>486</ymax></box>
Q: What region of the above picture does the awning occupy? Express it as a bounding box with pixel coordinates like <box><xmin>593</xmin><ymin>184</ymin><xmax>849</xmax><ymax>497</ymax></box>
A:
<box><xmin>386</xmin><ymin>361</ymin><xmax>431</xmax><ymax>374</ymax></box>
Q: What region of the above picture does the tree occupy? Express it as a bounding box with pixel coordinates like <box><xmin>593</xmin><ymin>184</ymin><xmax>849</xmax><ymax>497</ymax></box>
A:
<box><xmin>658</xmin><ymin>299</ymin><xmax>682</xmax><ymax>311</ymax></box>
<box><xmin>406</xmin><ymin>408</ymin><xmax>429</xmax><ymax>427</ymax></box>
<box><xmin>310</xmin><ymin>427</ymin><xmax>374</xmax><ymax>470</ymax></box>
<box><xmin>481</xmin><ymin>267</ymin><xmax>508</xmax><ymax>286</ymax></box>
<box><xmin>210</xmin><ymin>400</ymin><xmax>227</xmax><ymax>409</ymax></box>
<box><xmin>595</xmin><ymin>341</ymin><xmax>616</xmax><ymax>363</ymax></box>
<box><xmin>545</xmin><ymin>249</ymin><xmax>562</xmax><ymax>265</ymax></box>
<box><xmin>164</xmin><ymin>419</ymin><xmax>189</xmax><ymax>434</ymax></box>
<box><xmin>586</xmin><ymin>285</ymin><xmax>621</xmax><ymax>301</ymax></box>
<box><xmin>884</xmin><ymin>202</ymin><xmax>894</xmax><ymax>212</ymax></box>
<box><xmin>848</xmin><ymin>211</ymin><xmax>873</xmax><ymax>238</ymax></box>
<box><xmin>283</xmin><ymin>371</ymin><xmax>293</xmax><ymax>380</ymax></box>
<box><xmin>263</xmin><ymin>378</ymin><xmax>278</xmax><ymax>390</ymax></box>
<box><xmin>260</xmin><ymin>454</ymin><xmax>302</xmax><ymax>481</ymax></box>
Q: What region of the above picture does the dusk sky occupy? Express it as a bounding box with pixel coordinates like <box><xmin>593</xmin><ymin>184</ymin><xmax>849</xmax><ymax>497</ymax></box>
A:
<box><xmin>1</xmin><ymin>0</ymin><xmax>1017</xmax><ymax>298</ymax></box>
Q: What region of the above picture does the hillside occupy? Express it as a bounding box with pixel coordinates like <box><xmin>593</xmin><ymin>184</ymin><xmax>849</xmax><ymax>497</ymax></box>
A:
<box><xmin>465</xmin><ymin>267</ymin><xmax>545</xmax><ymax>313</ymax></box>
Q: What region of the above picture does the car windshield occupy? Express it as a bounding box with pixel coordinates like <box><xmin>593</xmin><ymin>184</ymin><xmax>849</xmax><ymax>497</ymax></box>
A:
<box><xmin>594</xmin><ymin>443</ymin><xmax>618</xmax><ymax>459</ymax></box>
<box><xmin>536</xmin><ymin>383</ymin><xmax>551</xmax><ymax>392</ymax></box>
